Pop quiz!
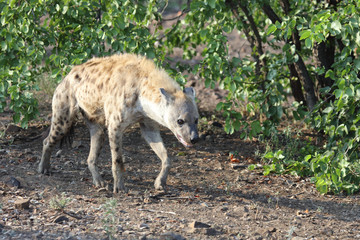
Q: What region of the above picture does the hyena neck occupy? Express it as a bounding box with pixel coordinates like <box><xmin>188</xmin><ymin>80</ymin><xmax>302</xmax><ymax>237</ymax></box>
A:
<box><xmin>139</xmin><ymin>96</ymin><xmax>168</xmax><ymax>126</ymax></box>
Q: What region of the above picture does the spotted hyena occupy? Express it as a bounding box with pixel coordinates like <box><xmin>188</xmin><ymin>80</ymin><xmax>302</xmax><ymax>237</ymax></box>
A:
<box><xmin>38</xmin><ymin>53</ymin><xmax>200</xmax><ymax>193</ymax></box>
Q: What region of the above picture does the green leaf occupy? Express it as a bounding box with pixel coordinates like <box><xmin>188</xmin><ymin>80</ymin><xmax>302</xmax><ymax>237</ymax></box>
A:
<box><xmin>1</xmin><ymin>16</ymin><xmax>6</xmax><ymax>26</ymax></box>
<box><xmin>216</xmin><ymin>102</ymin><xmax>223</xmax><ymax>111</ymax></box>
<box><xmin>207</xmin><ymin>0</ymin><xmax>216</xmax><ymax>8</ymax></box>
<box><xmin>299</xmin><ymin>30</ymin><xmax>311</xmax><ymax>40</ymax></box>
<box><xmin>323</xmin><ymin>106</ymin><xmax>333</xmax><ymax>113</ymax></box>
<box><xmin>1</xmin><ymin>41</ymin><xmax>7</xmax><ymax>51</ymax></box>
<box><xmin>233</xmin><ymin>120</ymin><xmax>241</xmax><ymax>131</ymax></box>
<box><xmin>267</xmin><ymin>24</ymin><xmax>277</xmax><ymax>35</ymax></box>
<box><xmin>305</xmin><ymin>38</ymin><xmax>312</xmax><ymax>48</ymax></box>
<box><xmin>251</xmin><ymin>120</ymin><xmax>262</xmax><ymax>134</ymax></box>
<box><xmin>354</xmin><ymin>59</ymin><xmax>360</xmax><ymax>70</ymax></box>
<box><xmin>62</xmin><ymin>5</ymin><xmax>69</xmax><ymax>14</ymax></box>
<box><xmin>330</xmin><ymin>20</ymin><xmax>342</xmax><ymax>34</ymax></box>
<box><xmin>13</xmin><ymin>112</ymin><xmax>20</xmax><ymax>123</ymax></box>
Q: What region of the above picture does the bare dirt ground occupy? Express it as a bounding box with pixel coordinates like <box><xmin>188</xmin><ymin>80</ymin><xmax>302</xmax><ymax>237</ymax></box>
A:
<box><xmin>1</xmin><ymin>91</ymin><xmax>360</xmax><ymax>240</ymax></box>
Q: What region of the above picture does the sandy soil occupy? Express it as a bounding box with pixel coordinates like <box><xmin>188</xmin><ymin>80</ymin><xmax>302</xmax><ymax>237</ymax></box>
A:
<box><xmin>1</xmin><ymin>99</ymin><xmax>360</xmax><ymax>240</ymax></box>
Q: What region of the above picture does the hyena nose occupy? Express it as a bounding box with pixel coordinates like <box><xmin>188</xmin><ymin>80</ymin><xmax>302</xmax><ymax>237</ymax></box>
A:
<box><xmin>190</xmin><ymin>135</ymin><xmax>199</xmax><ymax>144</ymax></box>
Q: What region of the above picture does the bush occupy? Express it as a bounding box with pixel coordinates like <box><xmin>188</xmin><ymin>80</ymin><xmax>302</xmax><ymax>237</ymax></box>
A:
<box><xmin>1</xmin><ymin>0</ymin><xmax>360</xmax><ymax>194</ymax></box>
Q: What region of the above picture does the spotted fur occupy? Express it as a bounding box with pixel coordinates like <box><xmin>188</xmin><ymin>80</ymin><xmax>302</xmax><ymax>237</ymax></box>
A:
<box><xmin>38</xmin><ymin>53</ymin><xmax>199</xmax><ymax>193</ymax></box>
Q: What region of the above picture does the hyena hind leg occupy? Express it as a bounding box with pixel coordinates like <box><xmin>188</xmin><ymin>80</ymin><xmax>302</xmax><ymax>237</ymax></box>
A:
<box><xmin>38</xmin><ymin>90</ymin><xmax>75</xmax><ymax>174</ymax></box>
<box><xmin>85</xmin><ymin>120</ymin><xmax>107</xmax><ymax>188</ymax></box>
<box><xmin>108</xmin><ymin>123</ymin><xmax>127</xmax><ymax>193</ymax></box>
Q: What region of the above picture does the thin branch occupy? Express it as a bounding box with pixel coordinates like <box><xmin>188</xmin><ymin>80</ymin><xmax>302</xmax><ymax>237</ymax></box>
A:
<box><xmin>157</xmin><ymin>0</ymin><xmax>190</xmax><ymax>41</ymax></box>
<box><xmin>238</xmin><ymin>3</ymin><xmax>264</xmax><ymax>57</ymax></box>
<box><xmin>161</xmin><ymin>0</ymin><xmax>190</xmax><ymax>22</ymax></box>
<box><xmin>262</xmin><ymin>4</ymin><xmax>282</xmax><ymax>23</ymax></box>
<box><xmin>237</xmin><ymin>2</ymin><xmax>267</xmax><ymax>92</ymax></box>
<box><xmin>159</xmin><ymin>0</ymin><xmax>168</xmax><ymax>15</ymax></box>
<box><xmin>157</xmin><ymin>19</ymin><xmax>181</xmax><ymax>41</ymax></box>
<box><xmin>161</xmin><ymin>9</ymin><xmax>190</xmax><ymax>22</ymax></box>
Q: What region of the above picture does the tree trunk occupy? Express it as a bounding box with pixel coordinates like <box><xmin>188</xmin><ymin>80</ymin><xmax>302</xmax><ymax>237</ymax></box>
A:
<box><xmin>279</xmin><ymin>0</ymin><xmax>318</xmax><ymax>110</ymax></box>
<box><xmin>289</xmin><ymin>64</ymin><xmax>307</xmax><ymax>104</ymax></box>
<box><xmin>293</xmin><ymin>58</ymin><xmax>317</xmax><ymax>110</ymax></box>
<box><xmin>262</xmin><ymin>3</ymin><xmax>307</xmax><ymax>106</ymax></box>
<box><xmin>314</xmin><ymin>38</ymin><xmax>335</xmax><ymax>90</ymax></box>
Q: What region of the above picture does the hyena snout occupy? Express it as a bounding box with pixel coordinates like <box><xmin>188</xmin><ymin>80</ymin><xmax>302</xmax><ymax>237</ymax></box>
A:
<box><xmin>189</xmin><ymin>126</ymin><xmax>200</xmax><ymax>144</ymax></box>
<box><xmin>190</xmin><ymin>131</ymin><xmax>199</xmax><ymax>144</ymax></box>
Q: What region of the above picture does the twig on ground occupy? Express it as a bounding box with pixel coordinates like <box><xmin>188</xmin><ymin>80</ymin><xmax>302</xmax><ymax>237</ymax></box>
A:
<box><xmin>137</xmin><ymin>208</ymin><xmax>176</xmax><ymax>215</ymax></box>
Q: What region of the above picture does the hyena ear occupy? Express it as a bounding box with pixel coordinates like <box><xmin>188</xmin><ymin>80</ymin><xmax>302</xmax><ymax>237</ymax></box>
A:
<box><xmin>183</xmin><ymin>87</ymin><xmax>196</xmax><ymax>99</ymax></box>
<box><xmin>160</xmin><ymin>88</ymin><xmax>174</xmax><ymax>102</ymax></box>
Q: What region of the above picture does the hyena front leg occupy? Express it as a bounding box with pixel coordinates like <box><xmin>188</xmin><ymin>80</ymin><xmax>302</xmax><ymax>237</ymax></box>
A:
<box><xmin>108</xmin><ymin>123</ymin><xmax>126</xmax><ymax>193</ymax></box>
<box><xmin>140</xmin><ymin>121</ymin><xmax>171</xmax><ymax>191</ymax></box>
<box><xmin>85</xmin><ymin>120</ymin><xmax>107</xmax><ymax>188</ymax></box>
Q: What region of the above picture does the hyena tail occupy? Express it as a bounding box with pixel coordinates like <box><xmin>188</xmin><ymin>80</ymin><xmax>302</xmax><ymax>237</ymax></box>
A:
<box><xmin>59</xmin><ymin>124</ymin><xmax>75</xmax><ymax>149</ymax></box>
<box><xmin>41</xmin><ymin>124</ymin><xmax>74</xmax><ymax>149</ymax></box>
<box><xmin>38</xmin><ymin>79</ymin><xmax>78</xmax><ymax>173</ymax></box>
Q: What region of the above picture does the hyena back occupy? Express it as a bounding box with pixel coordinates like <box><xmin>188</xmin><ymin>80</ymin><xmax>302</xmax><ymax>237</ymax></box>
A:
<box><xmin>38</xmin><ymin>53</ymin><xmax>199</xmax><ymax>193</ymax></box>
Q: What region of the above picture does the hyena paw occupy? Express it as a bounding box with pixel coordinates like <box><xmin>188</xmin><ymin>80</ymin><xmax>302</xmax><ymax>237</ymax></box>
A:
<box><xmin>93</xmin><ymin>178</ymin><xmax>107</xmax><ymax>189</ymax></box>
<box><xmin>154</xmin><ymin>179</ymin><xmax>167</xmax><ymax>192</ymax></box>
<box><xmin>113</xmin><ymin>184</ymin><xmax>127</xmax><ymax>194</ymax></box>
<box><xmin>38</xmin><ymin>163</ymin><xmax>51</xmax><ymax>175</ymax></box>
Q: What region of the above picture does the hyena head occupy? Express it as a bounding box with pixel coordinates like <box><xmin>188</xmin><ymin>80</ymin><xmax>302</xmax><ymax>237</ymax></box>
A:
<box><xmin>160</xmin><ymin>87</ymin><xmax>199</xmax><ymax>147</ymax></box>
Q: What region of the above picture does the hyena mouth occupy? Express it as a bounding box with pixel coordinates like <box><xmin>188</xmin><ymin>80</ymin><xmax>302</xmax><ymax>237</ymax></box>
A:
<box><xmin>176</xmin><ymin>134</ymin><xmax>193</xmax><ymax>148</ymax></box>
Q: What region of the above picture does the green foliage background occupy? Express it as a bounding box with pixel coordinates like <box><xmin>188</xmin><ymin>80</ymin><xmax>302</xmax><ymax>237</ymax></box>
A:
<box><xmin>1</xmin><ymin>0</ymin><xmax>360</xmax><ymax>194</ymax></box>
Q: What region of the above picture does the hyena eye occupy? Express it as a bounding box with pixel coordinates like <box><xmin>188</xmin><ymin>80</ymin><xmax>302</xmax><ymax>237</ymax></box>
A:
<box><xmin>177</xmin><ymin>119</ymin><xmax>185</xmax><ymax>126</ymax></box>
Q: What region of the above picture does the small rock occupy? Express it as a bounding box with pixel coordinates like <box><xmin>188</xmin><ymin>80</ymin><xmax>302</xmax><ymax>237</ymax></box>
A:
<box><xmin>53</xmin><ymin>215</ymin><xmax>69</xmax><ymax>224</ymax></box>
<box><xmin>14</xmin><ymin>198</ymin><xmax>30</xmax><ymax>210</ymax></box>
<box><xmin>205</xmin><ymin>228</ymin><xmax>217</xmax><ymax>236</ymax></box>
<box><xmin>0</xmin><ymin>149</ymin><xmax>9</xmax><ymax>155</ymax></box>
<box><xmin>0</xmin><ymin>169</ymin><xmax>8</xmax><ymax>176</ymax></box>
<box><xmin>139</xmin><ymin>223</ymin><xmax>150</xmax><ymax>230</ymax></box>
<box><xmin>268</xmin><ymin>227</ymin><xmax>276</xmax><ymax>233</ymax></box>
<box><xmin>212</xmin><ymin>121</ymin><xmax>223</xmax><ymax>128</ymax></box>
<box><xmin>71</xmin><ymin>140</ymin><xmax>83</xmax><ymax>149</ymax></box>
<box><xmin>189</xmin><ymin>221</ymin><xmax>211</xmax><ymax>229</ymax></box>
<box><xmin>32</xmin><ymin>232</ymin><xmax>44</xmax><ymax>239</ymax></box>
<box><xmin>160</xmin><ymin>232</ymin><xmax>186</xmax><ymax>240</ymax></box>
<box><xmin>205</xmin><ymin>135</ymin><xmax>214</xmax><ymax>142</ymax></box>
<box><xmin>24</xmin><ymin>148</ymin><xmax>32</xmax><ymax>154</ymax></box>
<box><xmin>200</xmin><ymin>202</ymin><xmax>209</xmax><ymax>207</ymax></box>
<box><xmin>220</xmin><ymin>206</ymin><xmax>229</xmax><ymax>212</ymax></box>
<box><xmin>55</xmin><ymin>150</ymin><xmax>62</xmax><ymax>157</ymax></box>
<box><xmin>143</xmin><ymin>197</ymin><xmax>155</xmax><ymax>204</ymax></box>
<box><xmin>139</xmin><ymin>234</ymin><xmax>148</xmax><ymax>240</ymax></box>
<box><xmin>231</xmin><ymin>163</ymin><xmax>247</xmax><ymax>170</ymax></box>
<box><xmin>123</xmin><ymin>230</ymin><xmax>135</xmax><ymax>235</ymax></box>
<box><xmin>214</xmin><ymin>161</ymin><xmax>223</xmax><ymax>170</ymax></box>
<box><xmin>5</xmin><ymin>176</ymin><xmax>21</xmax><ymax>188</ymax></box>
<box><xmin>320</xmin><ymin>228</ymin><xmax>334</xmax><ymax>236</ymax></box>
